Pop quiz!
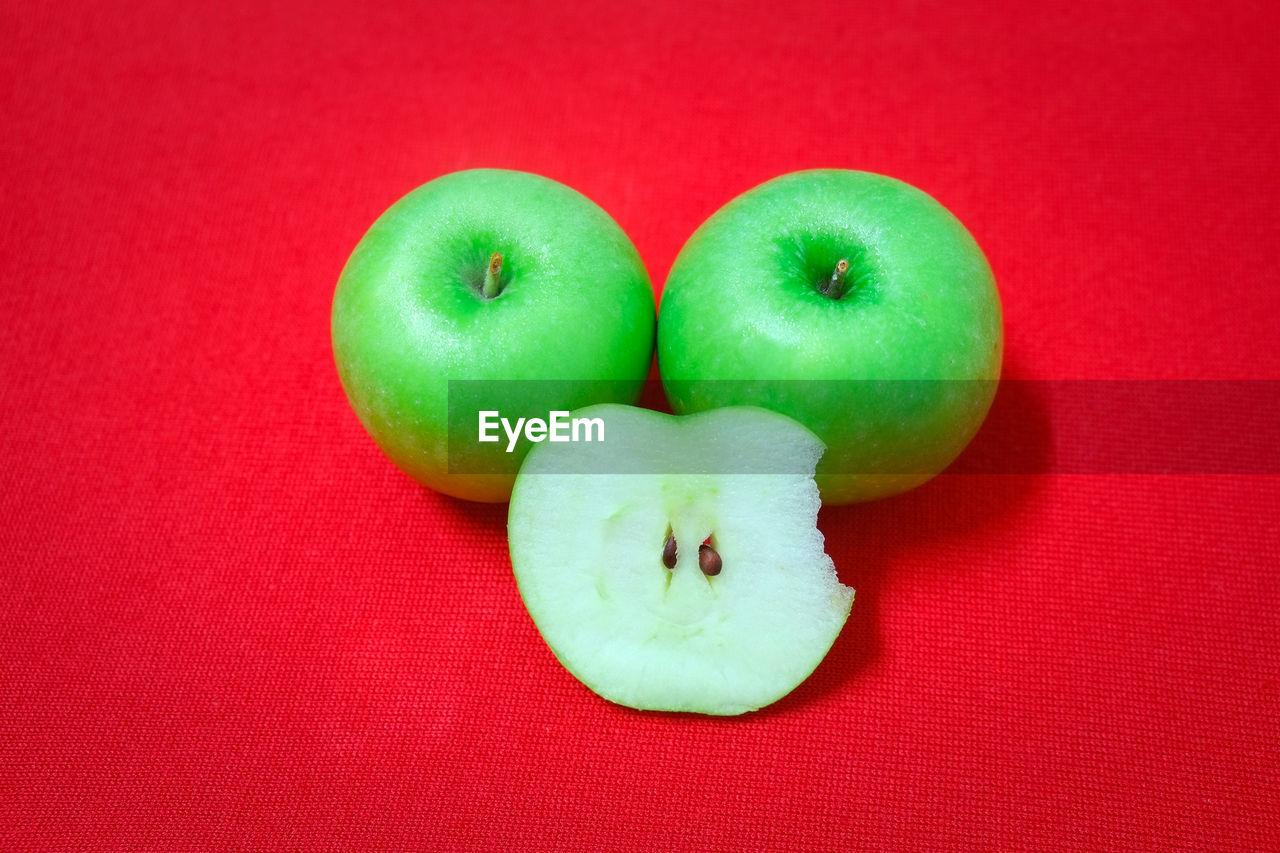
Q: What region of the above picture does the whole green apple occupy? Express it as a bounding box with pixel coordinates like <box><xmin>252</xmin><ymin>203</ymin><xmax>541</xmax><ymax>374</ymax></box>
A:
<box><xmin>658</xmin><ymin>170</ymin><xmax>1003</xmax><ymax>504</ymax></box>
<box><xmin>332</xmin><ymin>169</ymin><xmax>655</xmax><ymax>502</ymax></box>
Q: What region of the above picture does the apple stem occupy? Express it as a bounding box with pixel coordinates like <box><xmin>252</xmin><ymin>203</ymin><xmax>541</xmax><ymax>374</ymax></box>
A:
<box><xmin>482</xmin><ymin>252</ymin><xmax>504</xmax><ymax>298</ymax></box>
<box><xmin>821</xmin><ymin>259</ymin><xmax>852</xmax><ymax>300</ymax></box>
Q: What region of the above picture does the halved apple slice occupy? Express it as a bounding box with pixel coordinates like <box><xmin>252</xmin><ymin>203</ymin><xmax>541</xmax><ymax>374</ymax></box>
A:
<box><xmin>508</xmin><ymin>404</ymin><xmax>854</xmax><ymax>715</ymax></box>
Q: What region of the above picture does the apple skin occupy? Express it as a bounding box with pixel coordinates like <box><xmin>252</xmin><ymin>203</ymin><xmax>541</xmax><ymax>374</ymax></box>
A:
<box><xmin>332</xmin><ymin>169</ymin><xmax>655</xmax><ymax>502</ymax></box>
<box><xmin>658</xmin><ymin>170</ymin><xmax>1003</xmax><ymax>504</ymax></box>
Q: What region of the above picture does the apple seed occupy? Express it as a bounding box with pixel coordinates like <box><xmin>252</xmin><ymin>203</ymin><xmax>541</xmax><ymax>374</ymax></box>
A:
<box><xmin>698</xmin><ymin>543</ymin><xmax>722</xmax><ymax>576</ymax></box>
<box><xmin>662</xmin><ymin>533</ymin><xmax>678</xmax><ymax>569</ymax></box>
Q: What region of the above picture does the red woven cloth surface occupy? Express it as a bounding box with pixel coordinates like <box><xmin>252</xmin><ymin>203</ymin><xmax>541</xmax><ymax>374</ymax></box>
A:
<box><xmin>3</xmin><ymin>1</ymin><xmax>1278</xmax><ymax>849</ymax></box>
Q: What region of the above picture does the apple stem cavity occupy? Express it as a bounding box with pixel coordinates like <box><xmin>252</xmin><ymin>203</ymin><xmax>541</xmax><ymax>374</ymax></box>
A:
<box><xmin>698</xmin><ymin>543</ymin><xmax>722</xmax><ymax>576</ymax></box>
<box><xmin>481</xmin><ymin>251</ymin><xmax>505</xmax><ymax>299</ymax></box>
<box><xmin>818</xmin><ymin>258</ymin><xmax>851</xmax><ymax>300</ymax></box>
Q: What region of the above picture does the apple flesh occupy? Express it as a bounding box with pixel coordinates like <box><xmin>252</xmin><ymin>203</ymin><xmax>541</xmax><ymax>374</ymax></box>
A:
<box><xmin>508</xmin><ymin>404</ymin><xmax>854</xmax><ymax>715</ymax></box>
<box><xmin>658</xmin><ymin>170</ymin><xmax>1003</xmax><ymax>504</ymax></box>
<box><xmin>332</xmin><ymin>169</ymin><xmax>655</xmax><ymax>502</ymax></box>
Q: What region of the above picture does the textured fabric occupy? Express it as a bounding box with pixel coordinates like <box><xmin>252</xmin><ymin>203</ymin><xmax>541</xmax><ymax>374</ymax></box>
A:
<box><xmin>3</xmin><ymin>1</ymin><xmax>1278</xmax><ymax>849</ymax></box>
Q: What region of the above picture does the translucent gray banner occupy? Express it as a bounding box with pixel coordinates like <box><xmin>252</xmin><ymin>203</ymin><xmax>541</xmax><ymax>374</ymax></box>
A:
<box><xmin>445</xmin><ymin>380</ymin><xmax>1280</xmax><ymax>475</ymax></box>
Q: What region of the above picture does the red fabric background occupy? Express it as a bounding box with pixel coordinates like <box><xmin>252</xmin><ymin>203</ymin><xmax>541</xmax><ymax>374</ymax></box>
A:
<box><xmin>3</xmin><ymin>0</ymin><xmax>1278</xmax><ymax>848</ymax></box>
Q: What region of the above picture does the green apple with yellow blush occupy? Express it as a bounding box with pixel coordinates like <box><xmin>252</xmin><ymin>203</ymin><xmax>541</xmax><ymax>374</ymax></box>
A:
<box><xmin>658</xmin><ymin>169</ymin><xmax>1004</xmax><ymax>504</ymax></box>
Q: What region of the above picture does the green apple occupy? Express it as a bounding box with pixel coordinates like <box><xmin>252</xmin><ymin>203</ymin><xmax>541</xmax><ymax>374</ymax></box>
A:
<box><xmin>332</xmin><ymin>169</ymin><xmax>655</xmax><ymax>502</ymax></box>
<box><xmin>508</xmin><ymin>404</ymin><xmax>854</xmax><ymax>715</ymax></box>
<box><xmin>658</xmin><ymin>169</ymin><xmax>1003</xmax><ymax>504</ymax></box>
